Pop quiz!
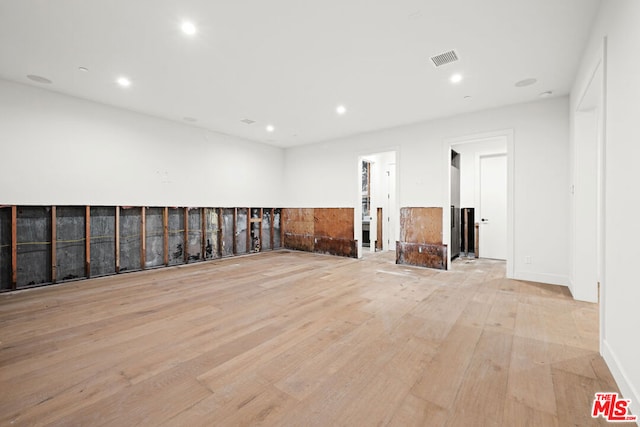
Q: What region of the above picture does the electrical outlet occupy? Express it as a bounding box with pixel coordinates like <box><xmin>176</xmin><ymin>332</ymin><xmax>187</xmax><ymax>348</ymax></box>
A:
<box><xmin>419</xmin><ymin>246</ymin><xmax>423</xmax><ymax>253</ymax></box>
<box><xmin>524</xmin><ymin>256</ymin><xmax>532</xmax><ymax>264</ymax></box>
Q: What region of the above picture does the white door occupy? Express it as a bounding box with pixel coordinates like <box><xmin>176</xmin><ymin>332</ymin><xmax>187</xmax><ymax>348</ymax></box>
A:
<box><xmin>479</xmin><ymin>154</ymin><xmax>507</xmax><ymax>259</ymax></box>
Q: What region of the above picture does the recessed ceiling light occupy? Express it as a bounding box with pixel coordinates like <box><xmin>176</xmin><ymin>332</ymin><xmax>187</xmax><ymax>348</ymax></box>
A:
<box><xmin>336</xmin><ymin>105</ymin><xmax>347</xmax><ymax>115</ymax></box>
<box><xmin>266</xmin><ymin>125</ymin><xmax>275</xmax><ymax>132</ymax></box>
<box><xmin>183</xmin><ymin>116</ymin><xmax>197</xmax><ymax>122</ymax></box>
<box><xmin>450</xmin><ymin>73</ymin><xmax>463</xmax><ymax>84</ymax></box>
<box><xmin>181</xmin><ymin>21</ymin><xmax>197</xmax><ymax>35</ymax></box>
<box><xmin>26</xmin><ymin>74</ymin><xmax>52</xmax><ymax>84</ymax></box>
<box><xmin>116</xmin><ymin>77</ymin><xmax>131</xmax><ymax>87</ymax></box>
<box><xmin>539</xmin><ymin>91</ymin><xmax>553</xmax><ymax>98</ymax></box>
<box><xmin>78</xmin><ymin>66</ymin><xmax>89</xmax><ymax>72</ymax></box>
<box><xmin>515</xmin><ymin>78</ymin><xmax>537</xmax><ymax>87</ymax></box>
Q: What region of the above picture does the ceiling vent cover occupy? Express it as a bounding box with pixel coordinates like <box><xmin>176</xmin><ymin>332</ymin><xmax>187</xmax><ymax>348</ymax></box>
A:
<box><xmin>430</xmin><ymin>50</ymin><xmax>459</xmax><ymax>67</ymax></box>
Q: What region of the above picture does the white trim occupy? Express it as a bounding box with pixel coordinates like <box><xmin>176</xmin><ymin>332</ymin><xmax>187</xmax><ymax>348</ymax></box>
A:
<box><xmin>512</xmin><ymin>271</ymin><xmax>569</xmax><ymax>287</ymax></box>
<box><xmin>602</xmin><ymin>339</ymin><xmax>640</xmax><ymax>426</ymax></box>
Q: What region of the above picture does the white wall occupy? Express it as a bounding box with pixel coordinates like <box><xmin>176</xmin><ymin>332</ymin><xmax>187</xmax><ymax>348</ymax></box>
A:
<box><xmin>571</xmin><ymin>0</ymin><xmax>640</xmax><ymax>418</ymax></box>
<box><xmin>0</xmin><ymin>79</ymin><xmax>284</xmax><ymax>207</ymax></box>
<box><xmin>284</xmin><ymin>97</ymin><xmax>570</xmax><ymax>285</ymax></box>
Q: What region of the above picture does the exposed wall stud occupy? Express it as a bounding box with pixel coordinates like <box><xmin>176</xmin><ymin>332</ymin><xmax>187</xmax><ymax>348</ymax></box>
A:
<box><xmin>51</xmin><ymin>206</ymin><xmax>57</xmax><ymax>283</ymax></box>
<box><xmin>183</xmin><ymin>207</ymin><xmax>189</xmax><ymax>263</ymax></box>
<box><xmin>201</xmin><ymin>208</ymin><xmax>207</xmax><ymax>260</ymax></box>
<box><xmin>163</xmin><ymin>207</ymin><xmax>169</xmax><ymax>266</ymax></box>
<box><xmin>85</xmin><ymin>206</ymin><xmax>91</xmax><ymax>278</ymax></box>
<box><xmin>258</xmin><ymin>208</ymin><xmax>263</xmax><ymax>252</ymax></box>
<box><xmin>280</xmin><ymin>210</ymin><xmax>285</xmax><ymax>247</ymax></box>
<box><xmin>115</xmin><ymin>206</ymin><xmax>120</xmax><ymax>273</ymax></box>
<box><xmin>270</xmin><ymin>208</ymin><xmax>275</xmax><ymax>250</ymax></box>
<box><xmin>141</xmin><ymin>207</ymin><xmax>146</xmax><ymax>270</ymax></box>
<box><xmin>233</xmin><ymin>208</ymin><xmax>238</xmax><ymax>255</ymax></box>
<box><xmin>218</xmin><ymin>208</ymin><xmax>223</xmax><ymax>258</ymax></box>
<box><xmin>246</xmin><ymin>208</ymin><xmax>251</xmax><ymax>253</ymax></box>
<box><xmin>11</xmin><ymin>205</ymin><xmax>17</xmax><ymax>290</ymax></box>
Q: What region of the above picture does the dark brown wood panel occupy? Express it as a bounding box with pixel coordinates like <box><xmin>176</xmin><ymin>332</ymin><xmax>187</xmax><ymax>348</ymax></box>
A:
<box><xmin>314</xmin><ymin>208</ymin><xmax>353</xmax><ymax>240</ymax></box>
<box><xmin>396</xmin><ymin>241</ymin><xmax>447</xmax><ymax>270</ymax></box>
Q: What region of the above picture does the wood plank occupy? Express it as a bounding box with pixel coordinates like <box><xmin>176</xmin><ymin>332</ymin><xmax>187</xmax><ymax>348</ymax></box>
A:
<box><xmin>140</xmin><ymin>206</ymin><xmax>146</xmax><ymax>270</ymax></box>
<box><xmin>270</xmin><ymin>208</ymin><xmax>275</xmax><ymax>250</ymax></box>
<box><xmin>163</xmin><ymin>207</ymin><xmax>169</xmax><ymax>266</ymax></box>
<box><xmin>376</xmin><ymin>207</ymin><xmax>383</xmax><ymax>250</ymax></box>
<box><xmin>258</xmin><ymin>208</ymin><xmax>263</xmax><ymax>252</ymax></box>
<box><xmin>51</xmin><ymin>205</ymin><xmax>57</xmax><ymax>283</ymax></box>
<box><xmin>217</xmin><ymin>208</ymin><xmax>223</xmax><ymax>258</ymax></box>
<box><xmin>201</xmin><ymin>207</ymin><xmax>206</xmax><ymax>260</ymax></box>
<box><xmin>246</xmin><ymin>207</ymin><xmax>251</xmax><ymax>253</ymax></box>
<box><xmin>183</xmin><ymin>207</ymin><xmax>189</xmax><ymax>263</ymax></box>
<box><xmin>233</xmin><ymin>208</ymin><xmax>237</xmax><ymax>255</ymax></box>
<box><xmin>115</xmin><ymin>206</ymin><xmax>120</xmax><ymax>273</ymax></box>
<box><xmin>85</xmin><ymin>206</ymin><xmax>91</xmax><ymax>278</ymax></box>
<box><xmin>11</xmin><ymin>205</ymin><xmax>17</xmax><ymax>290</ymax></box>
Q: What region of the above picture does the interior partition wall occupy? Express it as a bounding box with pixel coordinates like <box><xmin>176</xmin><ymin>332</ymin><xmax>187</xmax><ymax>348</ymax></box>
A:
<box><xmin>0</xmin><ymin>205</ymin><xmax>282</xmax><ymax>292</ymax></box>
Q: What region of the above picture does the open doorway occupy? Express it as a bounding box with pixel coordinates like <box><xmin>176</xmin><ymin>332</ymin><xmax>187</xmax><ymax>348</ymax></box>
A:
<box><xmin>356</xmin><ymin>151</ymin><xmax>397</xmax><ymax>257</ymax></box>
<box><xmin>571</xmin><ymin>58</ymin><xmax>604</xmax><ymax>305</ymax></box>
<box><xmin>445</xmin><ymin>133</ymin><xmax>513</xmax><ymax>273</ymax></box>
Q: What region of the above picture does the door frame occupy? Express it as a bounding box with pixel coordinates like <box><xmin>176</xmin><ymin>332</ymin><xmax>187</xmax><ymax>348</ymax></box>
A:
<box><xmin>443</xmin><ymin>130</ymin><xmax>514</xmax><ymax>277</ymax></box>
<box><xmin>355</xmin><ymin>149</ymin><xmax>399</xmax><ymax>258</ymax></box>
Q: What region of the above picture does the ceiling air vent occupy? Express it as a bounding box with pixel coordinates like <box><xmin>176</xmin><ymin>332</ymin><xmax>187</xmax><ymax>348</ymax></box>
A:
<box><xmin>430</xmin><ymin>50</ymin><xmax>459</xmax><ymax>68</ymax></box>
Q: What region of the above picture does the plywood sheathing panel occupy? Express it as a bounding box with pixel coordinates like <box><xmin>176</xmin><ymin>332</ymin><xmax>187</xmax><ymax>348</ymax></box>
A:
<box><xmin>283</xmin><ymin>208</ymin><xmax>315</xmax><ymax>252</ymax></box>
<box><xmin>400</xmin><ymin>207</ymin><xmax>442</xmax><ymax>245</ymax></box>
<box><xmin>314</xmin><ymin>208</ymin><xmax>354</xmax><ymax>240</ymax></box>
<box><xmin>283</xmin><ymin>208</ymin><xmax>314</xmax><ymax>235</ymax></box>
<box><xmin>145</xmin><ymin>207</ymin><xmax>165</xmax><ymax>268</ymax></box>
<box><xmin>396</xmin><ymin>242</ymin><xmax>448</xmax><ymax>270</ymax></box>
<box><xmin>314</xmin><ymin>236</ymin><xmax>358</xmax><ymax>258</ymax></box>
<box><xmin>90</xmin><ymin>207</ymin><xmax>116</xmax><ymax>277</ymax></box>
<box><xmin>284</xmin><ymin>234</ymin><xmax>315</xmax><ymax>252</ymax></box>
<box><xmin>397</xmin><ymin>207</ymin><xmax>447</xmax><ymax>270</ymax></box>
<box><xmin>56</xmin><ymin>206</ymin><xmax>86</xmax><ymax>282</ymax></box>
<box><xmin>282</xmin><ymin>208</ymin><xmax>357</xmax><ymax>258</ymax></box>
<box><xmin>16</xmin><ymin>206</ymin><xmax>52</xmax><ymax>288</ymax></box>
<box><xmin>0</xmin><ymin>207</ymin><xmax>12</xmax><ymax>290</ymax></box>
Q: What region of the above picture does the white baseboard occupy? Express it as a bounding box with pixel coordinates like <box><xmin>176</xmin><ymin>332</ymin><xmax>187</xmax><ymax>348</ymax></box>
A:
<box><xmin>602</xmin><ymin>339</ymin><xmax>640</xmax><ymax>425</ymax></box>
<box><xmin>512</xmin><ymin>271</ymin><xmax>569</xmax><ymax>287</ymax></box>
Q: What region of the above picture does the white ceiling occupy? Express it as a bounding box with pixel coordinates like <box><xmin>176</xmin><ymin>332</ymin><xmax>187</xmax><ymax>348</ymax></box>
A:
<box><xmin>0</xmin><ymin>0</ymin><xmax>600</xmax><ymax>147</ymax></box>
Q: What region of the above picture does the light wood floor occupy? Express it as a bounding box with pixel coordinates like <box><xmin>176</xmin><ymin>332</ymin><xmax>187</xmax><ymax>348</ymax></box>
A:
<box><xmin>0</xmin><ymin>250</ymin><xmax>619</xmax><ymax>426</ymax></box>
